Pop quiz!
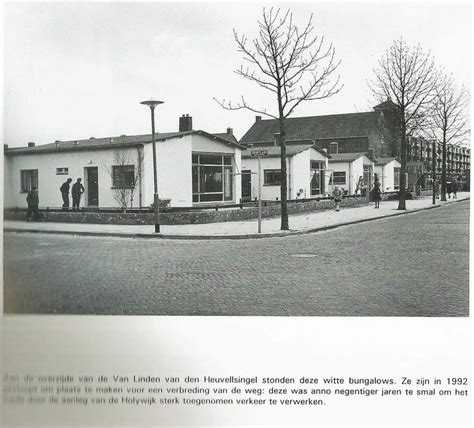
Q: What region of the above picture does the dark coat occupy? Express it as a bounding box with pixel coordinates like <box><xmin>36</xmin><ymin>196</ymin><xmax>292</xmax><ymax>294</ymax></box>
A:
<box><xmin>60</xmin><ymin>181</ymin><xmax>71</xmax><ymax>194</ymax></box>
<box><xmin>372</xmin><ymin>182</ymin><xmax>381</xmax><ymax>201</ymax></box>
<box><xmin>26</xmin><ymin>190</ymin><xmax>39</xmax><ymax>206</ymax></box>
<box><xmin>72</xmin><ymin>182</ymin><xmax>85</xmax><ymax>196</ymax></box>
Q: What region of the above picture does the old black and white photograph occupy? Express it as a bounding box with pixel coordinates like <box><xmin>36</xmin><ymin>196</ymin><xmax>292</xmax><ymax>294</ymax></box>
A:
<box><xmin>2</xmin><ymin>2</ymin><xmax>471</xmax><ymax>316</ymax></box>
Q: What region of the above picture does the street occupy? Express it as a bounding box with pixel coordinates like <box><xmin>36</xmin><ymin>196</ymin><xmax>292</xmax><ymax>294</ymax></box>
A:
<box><xmin>3</xmin><ymin>200</ymin><xmax>469</xmax><ymax>316</ymax></box>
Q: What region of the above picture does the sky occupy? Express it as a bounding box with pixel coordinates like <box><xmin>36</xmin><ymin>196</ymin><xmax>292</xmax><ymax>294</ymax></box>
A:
<box><xmin>3</xmin><ymin>1</ymin><xmax>472</xmax><ymax>147</ymax></box>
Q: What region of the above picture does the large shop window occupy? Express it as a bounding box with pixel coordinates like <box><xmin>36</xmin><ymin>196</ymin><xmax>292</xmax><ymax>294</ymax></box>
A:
<box><xmin>20</xmin><ymin>169</ymin><xmax>38</xmax><ymax>192</ymax></box>
<box><xmin>112</xmin><ymin>165</ymin><xmax>135</xmax><ymax>188</ymax></box>
<box><xmin>192</xmin><ymin>154</ymin><xmax>233</xmax><ymax>203</ymax></box>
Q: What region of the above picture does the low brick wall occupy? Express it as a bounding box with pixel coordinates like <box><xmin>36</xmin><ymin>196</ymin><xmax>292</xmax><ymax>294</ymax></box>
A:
<box><xmin>5</xmin><ymin>197</ymin><xmax>368</xmax><ymax>225</ymax></box>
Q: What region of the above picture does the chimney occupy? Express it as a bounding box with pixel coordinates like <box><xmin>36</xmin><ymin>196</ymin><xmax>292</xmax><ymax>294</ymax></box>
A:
<box><xmin>255</xmin><ymin>116</ymin><xmax>262</xmax><ymax>123</ymax></box>
<box><xmin>28</xmin><ymin>142</ymin><xmax>35</xmax><ymax>147</ymax></box>
<box><xmin>179</xmin><ymin>114</ymin><xmax>193</xmax><ymax>132</ymax></box>
<box><xmin>367</xmin><ymin>148</ymin><xmax>374</xmax><ymax>159</ymax></box>
<box><xmin>226</xmin><ymin>127</ymin><xmax>233</xmax><ymax>135</ymax></box>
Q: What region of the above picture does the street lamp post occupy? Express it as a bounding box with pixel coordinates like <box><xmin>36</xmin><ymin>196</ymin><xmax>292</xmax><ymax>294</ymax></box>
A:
<box><xmin>140</xmin><ymin>99</ymin><xmax>164</xmax><ymax>233</ymax></box>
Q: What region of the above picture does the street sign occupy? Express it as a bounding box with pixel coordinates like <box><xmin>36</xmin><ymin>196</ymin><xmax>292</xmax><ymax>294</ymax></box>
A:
<box><xmin>250</xmin><ymin>150</ymin><xmax>268</xmax><ymax>157</ymax></box>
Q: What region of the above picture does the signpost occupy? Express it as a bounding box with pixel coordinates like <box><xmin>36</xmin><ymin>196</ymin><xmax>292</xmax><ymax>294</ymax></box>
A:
<box><xmin>251</xmin><ymin>150</ymin><xmax>268</xmax><ymax>233</ymax></box>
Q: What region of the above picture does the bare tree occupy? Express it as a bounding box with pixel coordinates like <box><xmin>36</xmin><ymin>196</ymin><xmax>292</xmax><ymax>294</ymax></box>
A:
<box><xmin>369</xmin><ymin>38</ymin><xmax>440</xmax><ymax>210</ymax></box>
<box><xmin>426</xmin><ymin>75</ymin><xmax>470</xmax><ymax>201</ymax></box>
<box><xmin>215</xmin><ymin>8</ymin><xmax>342</xmax><ymax>230</ymax></box>
<box><xmin>105</xmin><ymin>145</ymin><xmax>144</xmax><ymax>212</ymax></box>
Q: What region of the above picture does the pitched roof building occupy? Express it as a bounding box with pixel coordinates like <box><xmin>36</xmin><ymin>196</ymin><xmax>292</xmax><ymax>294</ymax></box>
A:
<box><xmin>240</xmin><ymin>102</ymin><xmax>400</xmax><ymax>158</ymax></box>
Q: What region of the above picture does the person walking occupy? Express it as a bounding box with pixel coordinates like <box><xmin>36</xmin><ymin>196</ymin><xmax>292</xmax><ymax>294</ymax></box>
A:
<box><xmin>435</xmin><ymin>180</ymin><xmax>440</xmax><ymax>199</ymax></box>
<box><xmin>71</xmin><ymin>178</ymin><xmax>85</xmax><ymax>211</ymax></box>
<box><xmin>373</xmin><ymin>179</ymin><xmax>382</xmax><ymax>209</ymax></box>
<box><xmin>452</xmin><ymin>179</ymin><xmax>458</xmax><ymax>199</ymax></box>
<box><xmin>446</xmin><ymin>180</ymin><xmax>453</xmax><ymax>198</ymax></box>
<box><xmin>26</xmin><ymin>186</ymin><xmax>40</xmax><ymax>221</ymax></box>
<box><xmin>332</xmin><ymin>186</ymin><xmax>343</xmax><ymax>212</ymax></box>
<box><xmin>60</xmin><ymin>178</ymin><xmax>72</xmax><ymax>210</ymax></box>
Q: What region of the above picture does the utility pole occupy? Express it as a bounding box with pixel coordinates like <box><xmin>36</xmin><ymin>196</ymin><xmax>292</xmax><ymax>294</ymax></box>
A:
<box><xmin>140</xmin><ymin>99</ymin><xmax>164</xmax><ymax>233</ymax></box>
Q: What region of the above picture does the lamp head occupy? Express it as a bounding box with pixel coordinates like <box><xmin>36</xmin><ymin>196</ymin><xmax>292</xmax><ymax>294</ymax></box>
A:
<box><xmin>140</xmin><ymin>99</ymin><xmax>164</xmax><ymax>108</ymax></box>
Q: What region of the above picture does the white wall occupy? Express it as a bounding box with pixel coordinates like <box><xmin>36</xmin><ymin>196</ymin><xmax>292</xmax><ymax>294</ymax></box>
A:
<box><xmin>329</xmin><ymin>156</ymin><xmax>375</xmax><ymax>194</ymax></box>
<box><xmin>4</xmin><ymin>148</ymin><xmax>146</xmax><ymax>209</ymax></box>
<box><xmin>149</xmin><ymin>135</ymin><xmax>192</xmax><ymax>207</ymax></box>
<box><xmin>242</xmin><ymin>156</ymin><xmax>285</xmax><ymax>201</ymax></box>
<box><xmin>328</xmin><ymin>162</ymin><xmax>351</xmax><ymax>193</ymax></box>
<box><xmin>375</xmin><ymin>160</ymin><xmax>401</xmax><ymax>191</ymax></box>
<box><xmin>291</xmin><ymin>150</ymin><xmax>310</xmax><ymax>199</ymax></box>
<box><xmin>192</xmin><ymin>134</ymin><xmax>236</xmax><ymax>154</ymax></box>
<box><xmin>5</xmin><ymin>134</ymin><xmax>242</xmax><ymax>209</ymax></box>
<box><xmin>241</xmin><ymin>148</ymin><xmax>328</xmax><ymax>200</ymax></box>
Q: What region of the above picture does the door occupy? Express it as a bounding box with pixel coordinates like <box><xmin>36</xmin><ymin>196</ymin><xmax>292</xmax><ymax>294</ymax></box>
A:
<box><xmin>85</xmin><ymin>167</ymin><xmax>99</xmax><ymax>206</ymax></box>
<box><xmin>241</xmin><ymin>170</ymin><xmax>252</xmax><ymax>202</ymax></box>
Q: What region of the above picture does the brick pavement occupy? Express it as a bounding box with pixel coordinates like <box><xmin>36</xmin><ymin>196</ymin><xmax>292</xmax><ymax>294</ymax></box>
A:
<box><xmin>3</xmin><ymin>192</ymin><xmax>470</xmax><ymax>238</ymax></box>
<box><xmin>3</xmin><ymin>200</ymin><xmax>469</xmax><ymax>316</ymax></box>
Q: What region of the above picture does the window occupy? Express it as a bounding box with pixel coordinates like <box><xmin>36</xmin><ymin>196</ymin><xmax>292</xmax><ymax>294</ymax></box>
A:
<box><xmin>264</xmin><ymin>169</ymin><xmax>282</xmax><ymax>186</ymax></box>
<box><xmin>329</xmin><ymin>171</ymin><xmax>346</xmax><ymax>185</ymax></box>
<box><xmin>112</xmin><ymin>165</ymin><xmax>135</xmax><ymax>188</ymax></box>
<box><xmin>329</xmin><ymin>142</ymin><xmax>338</xmax><ymax>154</ymax></box>
<box><xmin>56</xmin><ymin>167</ymin><xmax>69</xmax><ymax>175</ymax></box>
<box><xmin>310</xmin><ymin>161</ymin><xmax>325</xmax><ymax>195</ymax></box>
<box><xmin>363</xmin><ymin>165</ymin><xmax>373</xmax><ymax>187</ymax></box>
<box><xmin>192</xmin><ymin>154</ymin><xmax>233</xmax><ymax>203</ymax></box>
<box><xmin>20</xmin><ymin>169</ymin><xmax>38</xmax><ymax>192</ymax></box>
<box><xmin>394</xmin><ymin>167</ymin><xmax>401</xmax><ymax>189</ymax></box>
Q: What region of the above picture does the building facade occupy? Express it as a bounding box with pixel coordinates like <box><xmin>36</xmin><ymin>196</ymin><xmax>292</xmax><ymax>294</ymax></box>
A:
<box><xmin>241</xmin><ymin>145</ymin><xmax>329</xmax><ymax>201</ymax></box>
<box><xmin>4</xmin><ymin>116</ymin><xmax>243</xmax><ymax>209</ymax></box>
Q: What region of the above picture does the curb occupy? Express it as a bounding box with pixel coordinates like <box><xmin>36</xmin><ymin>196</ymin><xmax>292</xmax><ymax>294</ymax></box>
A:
<box><xmin>3</xmin><ymin>198</ymin><xmax>468</xmax><ymax>240</ymax></box>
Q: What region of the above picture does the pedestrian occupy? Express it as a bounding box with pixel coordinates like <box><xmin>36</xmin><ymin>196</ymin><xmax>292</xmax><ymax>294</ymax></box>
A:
<box><xmin>415</xmin><ymin>184</ymin><xmax>421</xmax><ymax>197</ymax></box>
<box><xmin>26</xmin><ymin>186</ymin><xmax>40</xmax><ymax>221</ymax></box>
<box><xmin>332</xmin><ymin>186</ymin><xmax>343</xmax><ymax>212</ymax></box>
<box><xmin>446</xmin><ymin>180</ymin><xmax>453</xmax><ymax>198</ymax></box>
<box><xmin>60</xmin><ymin>178</ymin><xmax>72</xmax><ymax>210</ymax></box>
<box><xmin>452</xmin><ymin>179</ymin><xmax>458</xmax><ymax>199</ymax></box>
<box><xmin>71</xmin><ymin>178</ymin><xmax>85</xmax><ymax>211</ymax></box>
<box><xmin>435</xmin><ymin>180</ymin><xmax>440</xmax><ymax>199</ymax></box>
<box><xmin>373</xmin><ymin>179</ymin><xmax>382</xmax><ymax>209</ymax></box>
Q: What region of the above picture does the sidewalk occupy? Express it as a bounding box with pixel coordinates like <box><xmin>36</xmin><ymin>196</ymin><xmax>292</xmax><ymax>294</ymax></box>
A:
<box><xmin>3</xmin><ymin>193</ymin><xmax>469</xmax><ymax>239</ymax></box>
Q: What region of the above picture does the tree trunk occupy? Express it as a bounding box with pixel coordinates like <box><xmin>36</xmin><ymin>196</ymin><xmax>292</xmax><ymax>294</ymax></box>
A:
<box><xmin>441</xmin><ymin>131</ymin><xmax>447</xmax><ymax>201</ymax></box>
<box><xmin>279</xmin><ymin>120</ymin><xmax>289</xmax><ymax>230</ymax></box>
<box><xmin>398</xmin><ymin>121</ymin><xmax>407</xmax><ymax>210</ymax></box>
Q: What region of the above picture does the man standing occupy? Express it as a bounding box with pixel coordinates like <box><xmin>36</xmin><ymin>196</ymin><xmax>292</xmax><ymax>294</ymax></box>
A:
<box><xmin>332</xmin><ymin>186</ymin><xmax>343</xmax><ymax>212</ymax></box>
<box><xmin>60</xmin><ymin>178</ymin><xmax>72</xmax><ymax>210</ymax></box>
<box><xmin>71</xmin><ymin>178</ymin><xmax>85</xmax><ymax>211</ymax></box>
<box><xmin>26</xmin><ymin>186</ymin><xmax>40</xmax><ymax>221</ymax></box>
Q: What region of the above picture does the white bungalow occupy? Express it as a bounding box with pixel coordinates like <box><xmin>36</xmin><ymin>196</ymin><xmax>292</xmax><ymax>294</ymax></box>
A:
<box><xmin>240</xmin><ymin>144</ymin><xmax>329</xmax><ymax>201</ymax></box>
<box><xmin>328</xmin><ymin>153</ymin><xmax>375</xmax><ymax>195</ymax></box>
<box><xmin>374</xmin><ymin>157</ymin><xmax>402</xmax><ymax>192</ymax></box>
<box><xmin>4</xmin><ymin>116</ymin><xmax>243</xmax><ymax>209</ymax></box>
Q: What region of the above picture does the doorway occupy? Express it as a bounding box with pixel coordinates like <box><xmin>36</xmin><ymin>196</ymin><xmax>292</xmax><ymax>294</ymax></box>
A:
<box><xmin>85</xmin><ymin>167</ymin><xmax>99</xmax><ymax>207</ymax></box>
<box><xmin>241</xmin><ymin>170</ymin><xmax>252</xmax><ymax>202</ymax></box>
